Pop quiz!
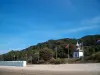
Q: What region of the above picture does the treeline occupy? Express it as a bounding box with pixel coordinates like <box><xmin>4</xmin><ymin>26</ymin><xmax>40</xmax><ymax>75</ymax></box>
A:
<box><xmin>0</xmin><ymin>34</ymin><xmax>100</xmax><ymax>64</ymax></box>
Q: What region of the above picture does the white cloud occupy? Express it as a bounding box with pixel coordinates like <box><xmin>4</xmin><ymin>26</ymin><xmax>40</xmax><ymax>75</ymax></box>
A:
<box><xmin>81</xmin><ymin>16</ymin><xmax>100</xmax><ymax>25</ymax></box>
<box><xmin>63</xmin><ymin>25</ymin><xmax>99</xmax><ymax>34</ymax></box>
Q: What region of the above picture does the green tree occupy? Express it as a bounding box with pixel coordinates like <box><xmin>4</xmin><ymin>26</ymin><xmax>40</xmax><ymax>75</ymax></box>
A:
<box><xmin>40</xmin><ymin>48</ymin><xmax>54</xmax><ymax>61</ymax></box>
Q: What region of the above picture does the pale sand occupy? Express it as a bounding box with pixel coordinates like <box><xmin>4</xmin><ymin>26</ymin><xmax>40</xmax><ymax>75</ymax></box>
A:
<box><xmin>0</xmin><ymin>63</ymin><xmax>100</xmax><ymax>75</ymax></box>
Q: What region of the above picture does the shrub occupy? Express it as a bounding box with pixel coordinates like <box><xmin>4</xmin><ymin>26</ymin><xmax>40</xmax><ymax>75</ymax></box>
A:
<box><xmin>49</xmin><ymin>58</ymin><xmax>56</xmax><ymax>64</ymax></box>
<box><xmin>55</xmin><ymin>58</ymin><xmax>61</xmax><ymax>64</ymax></box>
<box><xmin>49</xmin><ymin>58</ymin><xmax>62</xmax><ymax>64</ymax></box>
<box><xmin>60</xmin><ymin>58</ymin><xmax>66</xmax><ymax>64</ymax></box>
<box><xmin>38</xmin><ymin>60</ymin><xmax>45</xmax><ymax>64</ymax></box>
<box><xmin>95</xmin><ymin>52</ymin><xmax>100</xmax><ymax>62</ymax></box>
<box><xmin>85</xmin><ymin>52</ymin><xmax>100</xmax><ymax>62</ymax></box>
<box><xmin>67</xmin><ymin>59</ymin><xmax>75</xmax><ymax>63</ymax></box>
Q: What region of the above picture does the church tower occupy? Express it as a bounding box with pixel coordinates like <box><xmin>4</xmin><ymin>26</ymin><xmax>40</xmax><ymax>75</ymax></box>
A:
<box><xmin>76</xmin><ymin>41</ymin><xmax>80</xmax><ymax>51</ymax></box>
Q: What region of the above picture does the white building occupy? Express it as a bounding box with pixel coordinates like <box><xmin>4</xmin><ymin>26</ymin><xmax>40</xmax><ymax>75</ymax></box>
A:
<box><xmin>73</xmin><ymin>42</ymin><xmax>84</xmax><ymax>58</ymax></box>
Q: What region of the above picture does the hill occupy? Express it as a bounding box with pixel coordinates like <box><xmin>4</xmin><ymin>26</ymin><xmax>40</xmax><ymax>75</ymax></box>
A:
<box><xmin>0</xmin><ymin>34</ymin><xmax>100</xmax><ymax>64</ymax></box>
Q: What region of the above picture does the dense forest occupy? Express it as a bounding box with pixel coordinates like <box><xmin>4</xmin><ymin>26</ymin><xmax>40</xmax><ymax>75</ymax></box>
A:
<box><xmin>0</xmin><ymin>34</ymin><xmax>100</xmax><ymax>64</ymax></box>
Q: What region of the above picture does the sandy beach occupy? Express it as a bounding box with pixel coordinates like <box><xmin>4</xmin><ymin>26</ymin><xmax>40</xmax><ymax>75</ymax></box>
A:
<box><xmin>0</xmin><ymin>63</ymin><xmax>100</xmax><ymax>75</ymax></box>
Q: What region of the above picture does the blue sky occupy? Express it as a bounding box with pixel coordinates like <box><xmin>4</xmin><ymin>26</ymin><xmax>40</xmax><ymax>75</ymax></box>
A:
<box><xmin>0</xmin><ymin>0</ymin><xmax>100</xmax><ymax>53</ymax></box>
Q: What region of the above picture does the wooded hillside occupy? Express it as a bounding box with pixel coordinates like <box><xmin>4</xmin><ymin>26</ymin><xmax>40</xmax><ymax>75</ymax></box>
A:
<box><xmin>0</xmin><ymin>34</ymin><xmax>100</xmax><ymax>64</ymax></box>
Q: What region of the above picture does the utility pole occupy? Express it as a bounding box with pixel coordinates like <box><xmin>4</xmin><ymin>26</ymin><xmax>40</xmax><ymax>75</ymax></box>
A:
<box><xmin>68</xmin><ymin>44</ymin><xmax>69</xmax><ymax>64</ymax></box>
<box><xmin>55</xmin><ymin>47</ymin><xmax>57</xmax><ymax>59</ymax></box>
<box><xmin>65</xmin><ymin>44</ymin><xmax>69</xmax><ymax>63</ymax></box>
<box><xmin>38</xmin><ymin>50</ymin><xmax>40</xmax><ymax>63</ymax></box>
<box><xmin>13</xmin><ymin>55</ymin><xmax>15</xmax><ymax>61</ymax></box>
<box><xmin>31</xmin><ymin>56</ymin><xmax>33</xmax><ymax>64</ymax></box>
<box><xmin>37</xmin><ymin>48</ymin><xmax>40</xmax><ymax>63</ymax></box>
<box><xmin>25</xmin><ymin>54</ymin><xmax>27</xmax><ymax>61</ymax></box>
<box><xmin>82</xmin><ymin>42</ymin><xmax>84</xmax><ymax>61</ymax></box>
<box><xmin>68</xmin><ymin>44</ymin><xmax>69</xmax><ymax>59</ymax></box>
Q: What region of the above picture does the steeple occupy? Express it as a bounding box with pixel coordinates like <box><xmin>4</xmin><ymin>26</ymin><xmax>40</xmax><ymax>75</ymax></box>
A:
<box><xmin>76</xmin><ymin>41</ymin><xmax>79</xmax><ymax>47</ymax></box>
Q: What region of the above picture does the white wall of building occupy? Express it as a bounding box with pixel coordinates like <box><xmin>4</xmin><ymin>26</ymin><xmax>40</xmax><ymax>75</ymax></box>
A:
<box><xmin>79</xmin><ymin>52</ymin><xmax>83</xmax><ymax>57</ymax></box>
<box><xmin>0</xmin><ymin>61</ymin><xmax>26</xmax><ymax>67</ymax></box>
